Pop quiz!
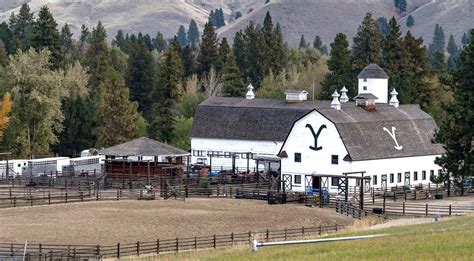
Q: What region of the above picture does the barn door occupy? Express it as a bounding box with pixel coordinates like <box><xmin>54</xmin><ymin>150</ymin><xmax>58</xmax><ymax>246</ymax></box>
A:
<box><xmin>282</xmin><ymin>174</ymin><xmax>292</xmax><ymax>191</ymax></box>
<box><xmin>404</xmin><ymin>172</ymin><xmax>410</xmax><ymax>186</ymax></box>
<box><xmin>305</xmin><ymin>175</ymin><xmax>312</xmax><ymax>190</ymax></box>
<box><xmin>381</xmin><ymin>175</ymin><xmax>387</xmax><ymax>190</ymax></box>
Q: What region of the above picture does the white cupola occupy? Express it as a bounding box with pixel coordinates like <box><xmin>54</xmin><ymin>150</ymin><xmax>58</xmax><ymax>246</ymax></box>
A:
<box><xmin>389</xmin><ymin>88</ymin><xmax>399</xmax><ymax>108</ymax></box>
<box><xmin>357</xmin><ymin>64</ymin><xmax>389</xmax><ymax>104</ymax></box>
<box><xmin>331</xmin><ymin>90</ymin><xmax>341</xmax><ymax>110</ymax></box>
<box><xmin>340</xmin><ymin>86</ymin><xmax>349</xmax><ymax>103</ymax></box>
<box><xmin>246</xmin><ymin>83</ymin><xmax>255</xmax><ymax>100</ymax></box>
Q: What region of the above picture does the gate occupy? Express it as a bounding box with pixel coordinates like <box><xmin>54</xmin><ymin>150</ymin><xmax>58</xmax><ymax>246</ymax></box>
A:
<box><xmin>283</xmin><ymin>174</ymin><xmax>292</xmax><ymax>191</ymax></box>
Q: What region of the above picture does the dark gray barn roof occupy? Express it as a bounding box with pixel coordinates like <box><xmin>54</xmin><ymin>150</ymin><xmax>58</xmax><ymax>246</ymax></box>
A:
<box><xmin>357</xmin><ymin>64</ymin><xmax>389</xmax><ymax>79</ymax></box>
<box><xmin>190</xmin><ymin>97</ymin><xmax>443</xmax><ymax>161</ymax></box>
<box><xmin>100</xmin><ymin>137</ymin><xmax>189</xmax><ymax>157</ymax></box>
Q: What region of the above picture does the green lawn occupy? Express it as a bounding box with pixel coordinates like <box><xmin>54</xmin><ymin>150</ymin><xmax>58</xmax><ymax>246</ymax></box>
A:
<box><xmin>148</xmin><ymin>215</ymin><xmax>474</xmax><ymax>261</ymax></box>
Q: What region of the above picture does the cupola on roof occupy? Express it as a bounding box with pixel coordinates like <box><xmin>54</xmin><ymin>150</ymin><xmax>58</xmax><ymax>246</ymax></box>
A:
<box><xmin>357</xmin><ymin>64</ymin><xmax>389</xmax><ymax>79</ymax></box>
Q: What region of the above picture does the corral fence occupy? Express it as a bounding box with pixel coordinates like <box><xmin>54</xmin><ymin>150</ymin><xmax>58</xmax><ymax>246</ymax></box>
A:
<box><xmin>371</xmin><ymin>202</ymin><xmax>474</xmax><ymax>217</ymax></box>
<box><xmin>334</xmin><ymin>200</ymin><xmax>377</xmax><ymax>219</ymax></box>
<box><xmin>0</xmin><ymin>224</ymin><xmax>345</xmax><ymax>260</ymax></box>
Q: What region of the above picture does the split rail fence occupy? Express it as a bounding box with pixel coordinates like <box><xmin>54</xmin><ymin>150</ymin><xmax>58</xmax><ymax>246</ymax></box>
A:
<box><xmin>0</xmin><ymin>224</ymin><xmax>345</xmax><ymax>259</ymax></box>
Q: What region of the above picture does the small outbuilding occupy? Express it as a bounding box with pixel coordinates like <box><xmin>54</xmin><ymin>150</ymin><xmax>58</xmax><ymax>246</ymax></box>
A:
<box><xmin>100</xmin><ymin>137</ymin><xmax>189</xmax><ymax>183</ymax></box>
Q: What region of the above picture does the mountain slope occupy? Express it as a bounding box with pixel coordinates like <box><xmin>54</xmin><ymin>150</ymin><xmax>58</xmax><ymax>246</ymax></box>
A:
<box><xmin>0</xmin><ymin>0</ymin><xmax>471</xmax><ymax>46</ymax></box>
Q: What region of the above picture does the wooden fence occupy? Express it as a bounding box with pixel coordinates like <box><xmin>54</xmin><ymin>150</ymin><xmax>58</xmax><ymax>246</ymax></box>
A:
<box><xmin>371</xmin><ymin>202</ymin><xmax>474</xmax><ymax>217</ymax></box>
<box><xmin>0</xmin><ymin>224</ymin><xmax>345</xmax><ymax>259</ymax></box>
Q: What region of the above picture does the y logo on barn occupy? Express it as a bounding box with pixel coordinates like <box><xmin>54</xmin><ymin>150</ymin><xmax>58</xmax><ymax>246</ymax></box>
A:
<box><xmin>306</xmin><ymin>124</ymin><xmax>327</xmax><ymax>151</ymax></box>
<box><xmin>383</xmin><ymin>126</ymin><xmax>403</xmax><ymax>150</ymax></box>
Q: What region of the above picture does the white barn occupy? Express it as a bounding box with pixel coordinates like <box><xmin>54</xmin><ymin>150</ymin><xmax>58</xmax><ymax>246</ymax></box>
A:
<box><xmin>190</xmin><ymin>64</ymin><xmax>444</xmax><ymax>191</ymax></box>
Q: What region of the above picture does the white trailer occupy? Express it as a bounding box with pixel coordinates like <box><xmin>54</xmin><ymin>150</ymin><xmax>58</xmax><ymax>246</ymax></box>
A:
<box><xmin>0</xmin><ymin>160</ymin><xmax>27</xmax><ymax>178</ymax></box>
<box><xmin>63</xmin><ymin>155</ymin><xmax>105</xmax><ymax>174</ymax></box>
<box><xmin>23</xmin><ymin>157</ymin><xmax>70</xmax><ymax>176</ymax></box>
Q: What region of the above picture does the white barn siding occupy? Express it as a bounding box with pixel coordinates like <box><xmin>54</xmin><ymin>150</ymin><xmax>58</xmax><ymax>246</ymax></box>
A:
<box><xmin>191</xmin><ymin>138</ymin><xmax>283</xmax><ymax>171</ymax></box>
<box><xmin>280</xmin><ymin>111</ymin><xmax>352</xmax><ymax>192</ymax></box>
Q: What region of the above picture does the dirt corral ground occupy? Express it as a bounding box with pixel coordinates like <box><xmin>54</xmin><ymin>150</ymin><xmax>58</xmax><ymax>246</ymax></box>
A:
<box><xmin>0</xmin><ymin>199</ymin><xmax>353</xmax><ymax>245</ymax></box>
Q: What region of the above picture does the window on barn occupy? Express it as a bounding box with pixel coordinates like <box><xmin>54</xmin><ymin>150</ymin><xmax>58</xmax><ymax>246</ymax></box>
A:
<box><xmin>373</xmin><ymin>175</ymin><xmax>378</xmax><ymax>185</ymax></box>
<box><xmin>331</xmin><ymin>155</ymin><xmax>338</xmax><ymax>165</ymax></box>
<box><xmin>363</xmin><ymin>86</ymin><xmax>367</xmax><ymax>91</ymax></box>
<box><xmin>294</xmin><ymin>153</ymin><xmax>301</xmax><ymax>162</ymax></box>
<box><xmin>390</xmin><ymin>173</ymin><xmax>394</xmax><ymax>183</ymax></box>
<box><xmin>397</xmin><ymin>173</ymin><xmax>402</xmax><ymax>183</ymax></box>
<box><xmin>363</xmin><ymin>78</ymin><xmax>367</xmax><ymax>82</ymax></box>
<box><xmin>294</xmin><ymin>175</ymin><xmax>301</xmax><ymax>184</ymax></box>
<box><xmin>331</xmin><ymin>177</ymin><xmax>339</xmax><ymax>186</ymax></box>
<box><xmin>414</xmin><ymin>171</ymin><xmax>418</xmax><ymax>181</ymax></box>
<box><xmin>422</xmin><ymin>171</ymin><xmax>426</xmax><ymax>180</ymax></box>
<box><xmin>430</xmin><ymin>170</ymin><xmax>434</xmax><ymax>179</ymax></box>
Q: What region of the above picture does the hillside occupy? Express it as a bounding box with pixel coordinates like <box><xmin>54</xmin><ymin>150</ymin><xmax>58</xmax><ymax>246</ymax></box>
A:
<box><xmin>0</xmin><ymin>0</ymin><xmax>472</xmax><ymax>46</ymax></box>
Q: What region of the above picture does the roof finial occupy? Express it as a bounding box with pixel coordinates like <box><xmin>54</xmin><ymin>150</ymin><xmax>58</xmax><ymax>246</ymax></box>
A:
<box><xmin>389</xmin><ymin>88</ymin><xmax>399</xmax><ymax>108</ymax></box>
<box><xmin>331</xmin><ymin>90</ymin><xmax>341</xmax><ymax>110</ymax></box>
<box><xmin>246</xmin><ymin>83</ymin><xmax>255</xmax><ymax>100</ymax></box>
<box><xmin>340</xmin><ymin>86</ymin><xmax>349</xmax><ymax>103</ymax></box>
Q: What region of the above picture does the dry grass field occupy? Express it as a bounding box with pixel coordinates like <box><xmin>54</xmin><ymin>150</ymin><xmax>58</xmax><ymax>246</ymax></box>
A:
<box><xmin>0</xmin><ymin>198</ymin><xmax>353</xmax><ymax>245</ymax></box>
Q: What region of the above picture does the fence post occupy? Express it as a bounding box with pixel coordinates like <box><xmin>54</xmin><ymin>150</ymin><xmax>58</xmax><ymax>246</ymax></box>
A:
<box><xmin>117</xmin><ymin>190</ymin><xmax>120</xmax><ymax>200</ymax></box>
<box><xmin>48</xmin><ymin>191</ymin><xmax>51</xmax><ymax>204</ymax></box>
<box><xmin>393</xmin><ymin>191</ymin><xmax>396</xmax><ymax>202</ymax></box>
<box><xmin>449</xmin><ymin>205</ymin><xmax>452</xmax><ymax>216</ymax></box>
<box><xmin>13</xmin><ymin>196</ymin><xmax>16</xmax><ymax>207</ymax></box>
<box><xmin>213</xmin><ymin>234</ymin><xmax>217</xmax><ymax>248</ymax></box>
<box><xmin>176</xmin><ymin>237</ymin><xmax>179</xmax><ymax>252</ymax></box>
<box><xmin>383</xmin><ymin>196</ymin><xmax>386</xmax><ymax>214</ymax></box>
<box><xmin>335</xmin><ymin>224</ymin><xmax>338</xmax><ymax>232</ymax></box>
<box><xmin>156</xmin><ymin>239</ymin><xmax>160</xmax><ymax>255</ymax></box>
<box><xmin>117</xmin><ymin>243</ymin><xmax>120</xmax><ymax>259</ymax></box>
<box><xmin>302</xmin><ymin>226</ymin><xmax>305</xmax><ymax>237</ymax></box>
<box><xmin>319</xmin><ymin>225</ymin><xmax>322</xmax><ymax>235</ymax></box>
<box><xmin>248</xmin><ymin>231</ymin><xmax>251</xmax><ymax>243</ymax></box>
<box><xmin>195</xmin><ymin>236</ymin><xmax>197</xmax><ymax>249</ymax></box>
<box><xmin>231</xmin><ymin>232</ymin><xmax>234</xmax><ymax>246</ymax></box>
<box><xmin>136</xmin><ymin>241</ymin><xmax>140</xmax><ymax>256</ymax></box>
<box><xmin>425</xmin><ymin>204</ymin><xmax>428</xmax><ymax>216</ymax></box>
<box><xmin>403</xmin><ymin>202</ymin><xmax>405</xmax><ymax>215</ymax></box>
<box><xmin>96</xmin><ymin>245</ymin><xmax>100</xmax><ymax>258</ymax></box>
<box><xmin>284</xmin><ymin>228</ymin><xmax>287</xmax><ymax>240</ymax></box>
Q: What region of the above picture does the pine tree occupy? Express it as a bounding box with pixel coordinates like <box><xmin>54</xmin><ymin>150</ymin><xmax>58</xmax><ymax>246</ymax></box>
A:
<box><xmin>113</xmin><ymin>30</ymin><xmax>128</xmax><ymax>52</ymax></box>
<box><xmin>79</xmin><ymin>24</ymin><xmax>91</xmax><ymax>54</ymax></box>
<box><xmin>0</xmin><ymin>22</ymin><xmax>14</xmax><ymax>54</ymax></box>
<box><xmin>198</xmin><ymin>22</ymin><xmax>218</xmax><ymax>76</ymax></box>
<box><xmin>9</xmin><ymin>3</ymin><xmax>34</xmax><ymax>51</ymax></box>
<box><xmin>382</xmin><ymin>17</ymin><xmax>411</xmax><ymax>103</ymax></box>
<box><xmin>95</xmin><ymin>68</ymin><xmax>140</xmax><ymax>148</ymax></box>
<box><xmin>406</xmin><ymin>15</ymin><xmax>414</xmax><ymax>27</ymax></box>
<box><xmin>0</xmin><ymin>40</ymin><xmax>8</xmax><ymax>67</ymax></box>
<box><xmin>428</xmin><ymin>24</ymin><xmax>446</xmax><ymax>69</ymax></box>
<box><xmin>59</xmin><ymin>23</ymin><xmax>75</xmax><ymax>67</ymax></box>
<box><xmin>403</xmin><ymin>31</ymin><xmax>434</xmax><ymax>108</ymax></box>
<box><xmin>434</xmin><ymin>30</ymin><xmax>474</xmax><ymax>193</ymax></box>
<box><xmin>235</xmin><ymin>11</ymin><xmax>242</xmax><ymax>20</ymax></box>
<box><xmin>177</xmin><ymin>25</ymin><xmax>187</xmax><ymax>47</ymax></box>
<box><xmin>376</xmin><ymin>17</ymin><xmax>390</xmax><ymax>36</ymax></box>
<box><xmin>126</xmin><ymin>39</ymin><xmax>156</xmax><ymax>120</ymax></box>
<box><xmin>261</xmin><ymin>12</ymin><xmax>287</xmax><ymax>75</ymax></box>
<box><xmin>447</xmin><ymin>34</ymin><xmax>460</xmax><ymax>68</ymax></box>
<box><xmin>222</xmin><ymin>51</ymin><xmax>244</xmax><ymax>97</ymax></box>
<box><xmin>208</xmin><ymin>10</ymin><xmax>215</xmax><ymax>25</ymax></box>
<box><xmin>31</xmin><ymin>6</ymin><xmax>62</xmax><ymax>68</ymax></box>
<box><xmin>181</xmin><ymin>45</ymin><xmax>195</xmax><ymax>79</ymax></box>
<box><xmin>153</xmin><ymin>31</ymin><xmax>167</xmax><ymax>52</ymax></box>
<box><xmin>313</xmin><ymin>35</ymin><xmax>322</xmax><ymax>50</ymax></box>
<box><xmin>299</xmin><ymin>34</ymin><xmax>307</xmax><ymax>49</ymax></box>
<box><xmin>461</xmin><ymin>32</ymin><xmax>470</xmax><ymax>46</ymax></box>
<box><xmin>187</xmin><ymin>19</ymin><xmax>200</xmax><ymax>49</ymax></box>
<box><xmin>320</xmin><ymin>33</ymin><xmax>355</xmax><ymax>99</ymax></box>
<box><xmin>216</xmin><ymin>37</ymin><xmax>231</xmax><ymax>73</ymax></box>
<box><xmin>150</xmin><ymin>45</ymin><xmax>183</xmax><ymax>143</ymax></box>
<box><xmin>352</xmin><ymin>13</ymin><xmax>383</xmax><ymax>73</ymax></box>
<box><xmin>214</xmin><ymin>8</ymin><xmax>225</xmax><ymax>28</ymax></box>
<box><xmin>85</xmin><ymin>21</ymin><xmax>110</xmax><ymax>91</ymax></box>
<box><xmin>394</xmin><ymin>0</ymin><xmax>407</xmax><ymax>13</ymax></box>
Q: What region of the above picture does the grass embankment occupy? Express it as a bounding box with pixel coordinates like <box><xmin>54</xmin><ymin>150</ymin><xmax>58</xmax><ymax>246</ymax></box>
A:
<box><xmin>146</xmin><ymin>215</ymin><xmax>474</xmax><ymax>261</ymax></box>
